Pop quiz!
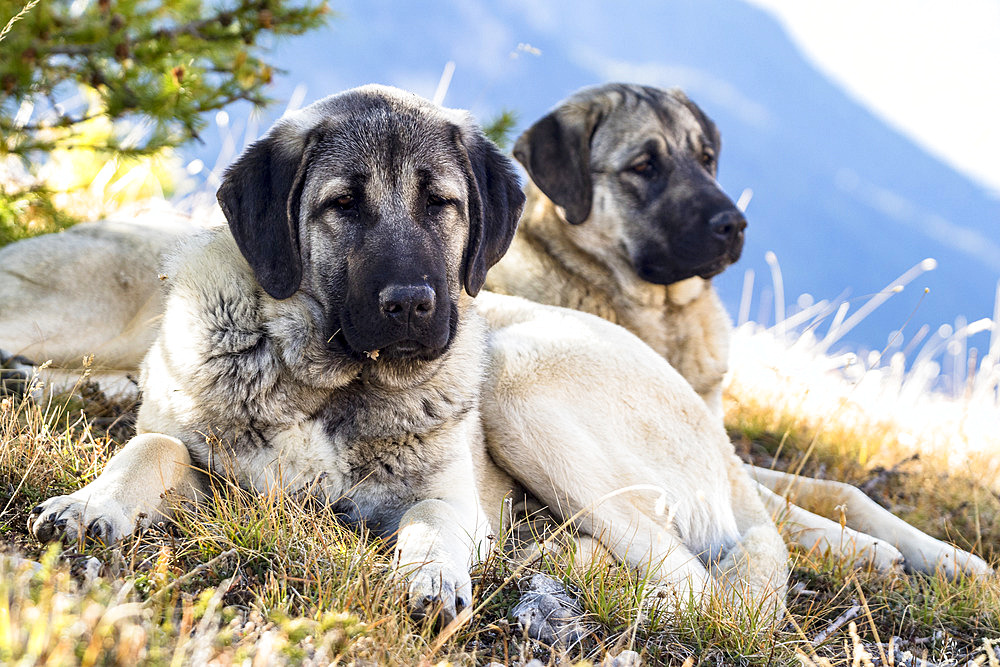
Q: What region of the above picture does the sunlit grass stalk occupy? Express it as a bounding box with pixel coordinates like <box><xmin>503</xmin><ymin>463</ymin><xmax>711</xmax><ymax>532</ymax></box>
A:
<box><xmin>0</xmin><ymin>0</ymin><xmax>39</xmax><ymax>44</ymax></box>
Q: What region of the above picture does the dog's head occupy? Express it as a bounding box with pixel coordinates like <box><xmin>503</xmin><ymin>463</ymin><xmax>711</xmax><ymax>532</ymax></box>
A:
<box><xmin>514</xmin><ymin>83</ymin><xmax>745</xmax><ymax>285</ymax></box>
<box><xmin>217</xmin><ymin>85</ymin><xmax>524</xmax><ymax>365</ymax></box>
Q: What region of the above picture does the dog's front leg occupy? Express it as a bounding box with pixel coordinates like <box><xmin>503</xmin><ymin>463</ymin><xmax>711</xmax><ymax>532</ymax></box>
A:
<box><xmin>717</xmin><ymin>456</ymin><xmax>789</xmax><ymax>617</ymax></box>
<box><xmin>394</xmin><ymin>454</ymin><xmax>490</xmax><ymax>625</ymax></box>
<box><xmin>30</xmin><ymin>433</ymin><xmax>200</xmax><ymax>546</ymax></box>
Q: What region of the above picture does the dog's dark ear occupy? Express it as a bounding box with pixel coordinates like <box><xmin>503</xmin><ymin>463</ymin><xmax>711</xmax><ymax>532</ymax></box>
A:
<box><xmin>457</xmin><ymin>124</ymin><xmax>525</xmax><ymax>297</ymax></box>
<box><xmin>216</xmin><ymin>127</ymin><xmax>315</xmax><ymax>300</ymax></box>
<box><xmin>512</xmin><ymin>102</ymin><xmax>606</xmax><ymax>225</ymax></box>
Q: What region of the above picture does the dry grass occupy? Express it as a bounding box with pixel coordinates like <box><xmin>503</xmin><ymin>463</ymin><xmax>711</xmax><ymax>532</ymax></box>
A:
<box><xmin>1</xmin><ymin>209</ymin><xmax>999</xmax><ymax>663</ymax></box>
<box><xmin>0</xmin><ymin>389</ymin><xmax>781</xmax><ymax>665</ymax></box>
<box><xmin>723</xmin><ymin>317</ymin><xmax>1000</xmax><ymax>665</ymax></box>
<box><xmin>1</xmin><ymin>330</ymin><xmax>999</xmax><ymax>666</ymax></box>
<box><xmin>726</xmin><ymin>320</ymin><xmax>1000</xmax><ymax>565</ymax></box>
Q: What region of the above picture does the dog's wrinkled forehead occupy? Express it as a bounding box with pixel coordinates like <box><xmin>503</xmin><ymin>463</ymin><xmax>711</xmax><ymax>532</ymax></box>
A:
<box><xmin>273</xmin><ymin>84</ymin><xmax>473</xmax><ymax>183</ymax></box>
<box><xmin>580</xmin><ymin>85</ymin><xmax>718</xmax><ymax>168</ymax></box>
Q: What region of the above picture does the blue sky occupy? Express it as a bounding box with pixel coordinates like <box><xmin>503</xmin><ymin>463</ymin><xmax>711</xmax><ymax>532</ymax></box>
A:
<box><xmin>182</xmin><ymin>0</ymin><xmax>1000</xmax><ymax>360</ymax></box>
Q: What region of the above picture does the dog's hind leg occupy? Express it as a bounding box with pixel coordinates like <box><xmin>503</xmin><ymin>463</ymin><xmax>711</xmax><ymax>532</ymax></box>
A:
<box><xmin>750</xmin><ymin>475</ymin><xmax>905</xmax><ymax>571</ymax></box>
<box><xmin>749</xmin><ymin>465</ymin><xmax>992</xmax><ymax>576</ymax></box>
<box><xmin>481</xmin><ymin>295</ymin><xmax>789</xmax><ymax>621</ymax></box>
<box><xmin>709</xmin><ymin>454</ymin><xmax>789</xmax><ymax>618</ymax></box>
<box><xmin>29</xmin><ymin>433</ymin><xmax>201</xmax><ymax>547</ymax></box>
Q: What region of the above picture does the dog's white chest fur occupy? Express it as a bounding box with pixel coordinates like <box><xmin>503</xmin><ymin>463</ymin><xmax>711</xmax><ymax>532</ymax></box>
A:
<box><xmin>232</xmin><ymin>416</ymin><xmax>449</xmax><ymax>537</ymax></box>
<box><xmin>135</xmin><ymin>229</ymin><xmax>486</xmax><ymax>540</ymax></box>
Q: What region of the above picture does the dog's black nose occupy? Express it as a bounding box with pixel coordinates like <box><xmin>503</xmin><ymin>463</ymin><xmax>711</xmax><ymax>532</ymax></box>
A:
<box><xmin>708</xmin><ymin>210</ymin><xmax>747</xmax><ymax>243</ymax></box>
<box><xmin>379</xmin><ymin>284</ymin><xmax>436</xmax><ymax>321</ymax></box>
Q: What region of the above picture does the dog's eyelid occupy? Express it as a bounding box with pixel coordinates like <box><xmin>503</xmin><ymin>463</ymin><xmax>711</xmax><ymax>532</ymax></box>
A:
<box><xmin>316</xmin><ymin>193</ymin><xmax>359</xmax><ymax>216</ymax></box>
<box><xmin>625</xmin><ymin>153</ymin><xmax>656</xmax><ymax>175</ymax></box>
<box><xmin>698</xmin><ymin>148</ymin><xmax>716</xmax><ymax>169</ymax></box>
<box><xmin>425</xmin><ymin>193</ymin><xmax>457</xmax><ymax>215</ymax></box>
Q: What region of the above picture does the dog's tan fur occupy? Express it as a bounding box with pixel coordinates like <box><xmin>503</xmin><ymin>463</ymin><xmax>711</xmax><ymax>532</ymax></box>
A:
<box><xmin>488</xmin><ymin>182</ymin><xmax>731</xmax><ymax>414</ymax></box>
<box><xmin>486</xmin><ymin>83</ymin><xmax>991</xmax><ymax>577</ymax></box>
<box><xmin>24</xmin><ymin>86</ymin><xmax>789</xmax><ymax>626</ymax></box>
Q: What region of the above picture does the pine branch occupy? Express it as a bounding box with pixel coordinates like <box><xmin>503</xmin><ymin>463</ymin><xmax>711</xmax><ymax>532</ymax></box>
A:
<box><xmin>0</xmin><ymin>0</ymin><xmax>330</xmax><ymax>228</ymax></box>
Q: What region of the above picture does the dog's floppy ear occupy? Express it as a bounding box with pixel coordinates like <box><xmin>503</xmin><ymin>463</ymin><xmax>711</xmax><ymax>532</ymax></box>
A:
<box><xmin>512</xmin><ymin>101</ymin><xmax>606</xmax><ymax>225</ymax></box>
<box><xmin>216</xmin><ymin>125</ymin><xmax>316</xmax><ymax>300</ymax></box>
<box><xmin>457</xmin><ymin>124</ymin><xmax>526</xmax><ymax>297</ymax></box>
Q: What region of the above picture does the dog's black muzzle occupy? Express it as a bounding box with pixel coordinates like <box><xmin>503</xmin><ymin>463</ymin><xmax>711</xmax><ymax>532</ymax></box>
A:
<box><xmin>634</xmin><ymin>191</ymin><xmax>747</xmax><ymax>285</ymax></box>
<box><xmin>336</xmin><ymin>242</ymin><xmax>455</xmax><ymax>361</ymax></box>
<box><xmin>336</xmin><ymin>282</ymin><xmax>454</xmax><ymax>361</ymax></box>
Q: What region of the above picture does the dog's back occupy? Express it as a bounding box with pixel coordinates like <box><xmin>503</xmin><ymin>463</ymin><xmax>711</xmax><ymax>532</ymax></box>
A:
<box><xmin>0</xmin><ymin>215</ymin><xmax>193</xmax><ymax>370</ymax></box>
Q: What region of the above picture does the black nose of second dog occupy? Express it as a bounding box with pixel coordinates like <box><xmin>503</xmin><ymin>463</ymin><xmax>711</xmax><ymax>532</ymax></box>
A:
<box><xmin>709</xmin><ymin>210</ymin><xmax>747</xmax><ymax>243</ymax></box>
<box><xmin>379</xmin><ymin>284</ymin><xmax>436</xmax><ymax>321</ymax></box>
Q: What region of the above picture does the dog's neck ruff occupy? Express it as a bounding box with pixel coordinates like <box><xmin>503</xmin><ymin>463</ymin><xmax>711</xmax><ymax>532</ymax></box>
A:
<box><xmin>521</xmin><ymin>183</ymin><xmax>707</xmax><ymax>311</ymax></box>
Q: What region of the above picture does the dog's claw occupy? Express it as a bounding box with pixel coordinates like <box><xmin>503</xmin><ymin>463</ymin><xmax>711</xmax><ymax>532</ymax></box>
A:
<box><xmin>29</xmin><ymin>494</ymin><xmax>133</xmax><ymax>547</ymax></box>
<box><xmin>401</xmin><ymin>561</ymin><xmax>468</xmax><ymax>628</ymax></box>
<box><xmin>33</xmin><ymin>519</ymin><xmax>55</xmax><ymax>543</ymax></box>
<box><xmin>86</xmin><ymin>518</ymin><xmax>110</xmax><ymax>543</ymax></box>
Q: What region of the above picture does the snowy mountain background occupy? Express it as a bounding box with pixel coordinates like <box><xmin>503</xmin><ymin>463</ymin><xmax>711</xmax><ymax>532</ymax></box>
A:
<box><xmin>181</xmin><ymin>0</ymin><xmax>1000</xmax><ymax>364</ymax></box>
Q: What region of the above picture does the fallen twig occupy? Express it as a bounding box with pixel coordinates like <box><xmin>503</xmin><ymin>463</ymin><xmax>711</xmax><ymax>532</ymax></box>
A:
<box><xmin>145</xmin><ymin>547</ymin><xmax>239</xmax><ymax>603</ymax></box>
<box><xmin>810</xmin><ymin>603</ymin><xmax>861</xmax><ymax>646</ymax></box>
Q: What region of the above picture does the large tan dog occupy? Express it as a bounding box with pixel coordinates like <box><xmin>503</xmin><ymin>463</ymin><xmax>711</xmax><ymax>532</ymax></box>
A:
<box><xmin>485</xmin><ymin>83</ymin><xmax>991</xmax><ymax>577</ymax></box>
<box><xmin>24</xmin><ymin>86</ymin><xmax>788</xmax><ymax>625</ymax></box>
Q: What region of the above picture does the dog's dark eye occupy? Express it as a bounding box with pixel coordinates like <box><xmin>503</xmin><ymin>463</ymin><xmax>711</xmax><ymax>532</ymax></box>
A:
<box><xmin>630</xmin><ymin>158</ymin><xmax>654</xmax><ymax>176</ymax></box>
<box><xmin>427</xmin><ymin>194</ymin><xmax>448</xmax><ymax>214</ymax></box>
<box><xmin>332</xmin><ymin>195</ymin><xmax>356</xmax><ymax>211</ymax></box>
<box><xmin>700</xmin><ymin>151</ymin><xmax>715</xmax><ymax>169</ymax></box>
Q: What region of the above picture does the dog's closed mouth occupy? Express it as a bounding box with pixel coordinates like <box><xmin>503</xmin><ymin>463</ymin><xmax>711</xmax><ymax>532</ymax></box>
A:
<box><xmin>695</xmin><ymin>258</ymin><xmax>731</xmax><ymax>279</ymax></box>
<box><xmin>379</xmin><ymin>340</ymin><xmax>442</xmax><ymax>361</ymax></box>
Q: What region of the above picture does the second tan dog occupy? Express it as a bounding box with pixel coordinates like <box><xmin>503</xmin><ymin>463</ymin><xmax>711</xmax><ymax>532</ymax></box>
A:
<box><xmin>485</xmin><ymin>83</ymin><xmax>991</xmax><ymax>577</ymax></box>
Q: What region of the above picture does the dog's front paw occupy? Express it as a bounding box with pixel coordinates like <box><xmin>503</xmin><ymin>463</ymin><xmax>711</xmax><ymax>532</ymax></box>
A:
<box><xmin>401</xmin><ymin>560</ymin><xmax>472</xmax><ymax>626</ymax></box>
<box><xmin>29</xmin><ymin>493</ymin><xmax>138</xmax><ymax>547</ymax></box>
